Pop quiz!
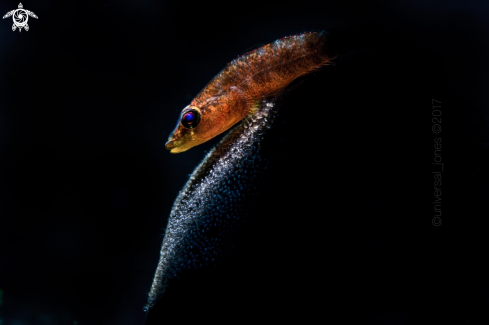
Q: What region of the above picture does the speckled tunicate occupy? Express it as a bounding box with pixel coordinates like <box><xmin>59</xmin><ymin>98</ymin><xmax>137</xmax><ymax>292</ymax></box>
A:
<box><xmin>146</xmin><ymin>100</ymin><xmax>279</xmax><ymax>309</ymax></box>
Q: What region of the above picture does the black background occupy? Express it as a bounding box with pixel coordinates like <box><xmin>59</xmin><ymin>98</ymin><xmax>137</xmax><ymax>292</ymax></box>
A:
<box><xmin>0</xmin><ymin>0</ymin><xmax>488</xmax><ymax>324</ymax></box>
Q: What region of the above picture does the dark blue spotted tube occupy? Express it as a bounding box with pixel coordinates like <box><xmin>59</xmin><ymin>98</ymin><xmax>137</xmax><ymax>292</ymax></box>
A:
<box><xmin>145</xmin><ymin>100</ymin><xmax>279</xmax><ymax>309</ymax></box>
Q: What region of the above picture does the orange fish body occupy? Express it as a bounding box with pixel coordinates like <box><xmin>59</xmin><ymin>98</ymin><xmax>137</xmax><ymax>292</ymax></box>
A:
<box><xmin>166</xmin><ymin>31</ymin><xmax>334</xmax><ymax>153</ymax></box>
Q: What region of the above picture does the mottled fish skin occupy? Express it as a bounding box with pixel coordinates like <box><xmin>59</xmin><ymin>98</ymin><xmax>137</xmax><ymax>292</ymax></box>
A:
<box><xmin>146</xmin><ymin>100</ymin><xmax>279</xmax><ymax>310</ymax></box>
<box><xmin>166</xmin><ymin>31</ymin><xmax>334</xmax><ymax>153</ymax></box>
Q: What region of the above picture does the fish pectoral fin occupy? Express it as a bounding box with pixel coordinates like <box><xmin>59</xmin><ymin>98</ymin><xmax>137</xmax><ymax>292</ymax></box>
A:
<box><xmin>246</xmin><ymin>100</ymin><xmax>263</xmax><ymax>116</ymax></box>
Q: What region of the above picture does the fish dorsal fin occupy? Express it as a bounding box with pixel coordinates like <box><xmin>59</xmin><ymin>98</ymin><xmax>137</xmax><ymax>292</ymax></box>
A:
<box><xmin>237</xmin><ymin>42</ymin><xmax>267</xmax><ymax>58</ymax></box>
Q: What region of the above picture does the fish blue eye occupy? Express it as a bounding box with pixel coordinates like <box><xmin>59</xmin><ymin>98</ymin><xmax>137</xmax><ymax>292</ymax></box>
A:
<box><xmin>181</xmin><ymin>109</ymin><xmax>201</xmax><ymax>129</ymax></box>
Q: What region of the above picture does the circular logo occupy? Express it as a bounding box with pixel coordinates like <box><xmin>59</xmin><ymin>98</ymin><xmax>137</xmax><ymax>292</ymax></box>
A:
<box><xmin>13</xmin><ymin>9</ymin><xmax>28</xmax><ymax>27</ymax></box>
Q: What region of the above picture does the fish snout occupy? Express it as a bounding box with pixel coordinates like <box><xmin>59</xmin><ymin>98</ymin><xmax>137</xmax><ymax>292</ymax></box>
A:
<box><xmin>165</xmin><ymin>140</ymin><xmax>175</xmax><ymax>151</ymax></box>
<box><xmin>165</xmin><ymin>133</ymin><xmax>187</xmax><ymax>153</ymax></box>
<box><xmin>165</xmin><ymin>134</ymin><xmax>179</xmax><ymax>150</ymax></box>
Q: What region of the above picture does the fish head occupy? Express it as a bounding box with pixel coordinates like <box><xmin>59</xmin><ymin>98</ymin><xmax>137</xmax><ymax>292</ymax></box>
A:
<box><xmin>165</xmin><ymin>105</ymin><xmax>205</xmax><ymax>153</ymax></box>
<box><xmin>165</xmin><ymin>95</ymin><xmax>244</xmax><ymax>154</ymax></box>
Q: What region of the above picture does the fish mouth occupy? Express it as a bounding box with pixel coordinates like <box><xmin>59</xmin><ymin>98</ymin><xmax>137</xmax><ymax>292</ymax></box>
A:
<box><xmin>165</xmin><ymin>139</ymin><xmax>178</xmax><ymax>151</ymax></box>
<box><xmin>165</xmin><ymin>139</ymin><xmax>187</xmax><ymax>153</ymax></box>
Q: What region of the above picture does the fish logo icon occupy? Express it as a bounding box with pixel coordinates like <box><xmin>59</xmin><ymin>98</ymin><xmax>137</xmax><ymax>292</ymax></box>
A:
<box><xmin>3</xmin><ymin>3</ymin><xmax>38</xmax><ymax>32</ymax></box>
